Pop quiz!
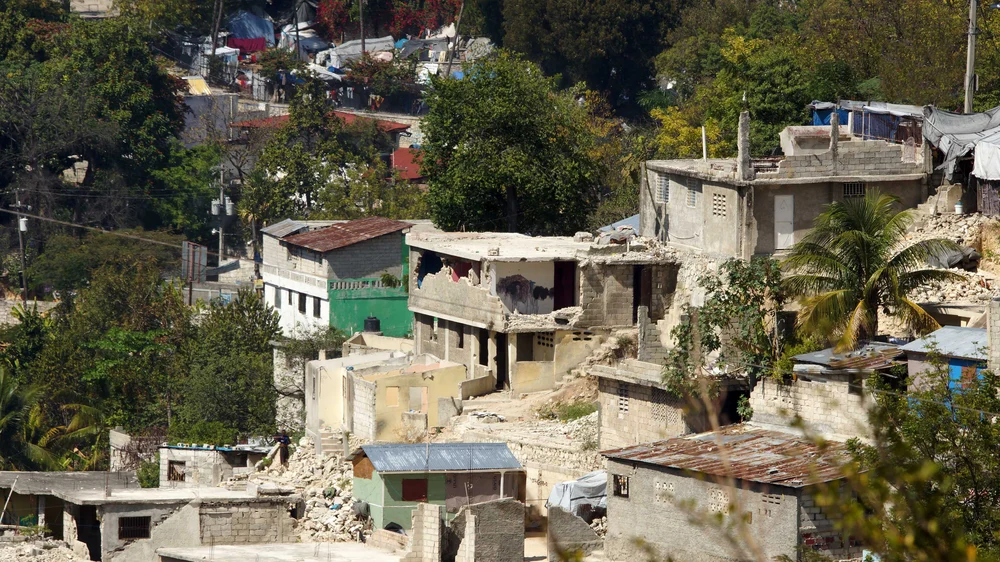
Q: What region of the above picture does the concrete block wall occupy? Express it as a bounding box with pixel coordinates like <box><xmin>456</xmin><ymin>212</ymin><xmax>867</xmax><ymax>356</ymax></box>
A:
<box><xmin>758</xmin><ymin>140</ymin><xmax>923</xmax><ymax>180</ymax></box>
<box><xmin>447</xmin><ymin>499</ymin><xmax>524</xmax><ymax>562</ymax></box>
<box><xmin>798</xmin><ymin>490</ymin><xmax>864</xmax><ymax>560</ymax></box>
<box><xmin>369</xmin><ymin>528</ymin><xmax>410</xmax><ymax>552</ymax></box>
<box><xmin>454</xmin><ymin>513</ymin><xmax>476</xmax><ymax>562</ymax></box>
<box><xmin>198</xmin><ymin>500</ymin><xmax>294</xmax><ymax>545</ymax></box>
<box><xmin>402</xmin><ymin>503</ymin><xmax>443</xmax><ymax>562</ymax></box>
<box><xmin>159</xmin><ymin>449</ymin><xmax>230</xmax><ymax>488</ymax></box>
<box><xmin>327</xmin><ymin>233</ymin><xmax>404</xmax><ymax>281</ymax></box>
<box><xmin>597</xmin><ymin>378</ymin><xmax>689</xmax><ymax>450</ymax></box>
<box><xmin>352</xmin><ymin>377</ymin><xmax>378</xmax><ymax>442</ymax></box>
<box><xmin>578</xmin><ymin>264</ymin><xmax>635</xmax><ymax>328</ymax></box>
<box><xmin>637</xmin><ymin>312</ymin><xmax>667</xmax><ymax>364</ymax></box>
<box><xmin>989</xmin><ymin>298</ymin><xmax>1000</xmax><ymax>373</ymax></box>
<box><xmin>749</xmin><ymin>376</ymin><xmax>870</xmax><ymax>440</ymax></box>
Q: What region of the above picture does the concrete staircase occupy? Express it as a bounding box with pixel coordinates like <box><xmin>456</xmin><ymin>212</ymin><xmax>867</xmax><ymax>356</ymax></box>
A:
<box><xmin>319</xmin><ymin>430</ymin><xmax>342</xmax><ymax>455</ymax></box>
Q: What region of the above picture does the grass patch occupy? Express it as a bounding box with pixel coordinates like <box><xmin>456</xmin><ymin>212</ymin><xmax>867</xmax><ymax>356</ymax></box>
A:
<box><xmin>537</xmin><ymin>399</ymin><xmax>597</xmax><ymax>422</ymax></box>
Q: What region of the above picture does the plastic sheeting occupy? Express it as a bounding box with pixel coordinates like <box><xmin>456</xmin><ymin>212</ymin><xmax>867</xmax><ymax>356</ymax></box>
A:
<box><xmin>315</xmin><ymin>35</ymin><xmax>395</xmax><ymax>68</ymax></box>
<box><xmin>279</xmin><ymin>24</ymin><xmax>330</xmax><ymax>61</ymax></box>
<box><xmin>974</xmin><ymin>142</ymin><xmax>1000</xmax><ymax>181</ymax></box>
<box><xmin>227</xmin><ymin>11</ymin><xmax>275</xmax><ymax>46</ymax></box>
<box><xmin>924</xmin><ymin>105</ymin><xmax>1000</xmax><ymax>180</ymax></box>
<box><xmin>546</xmin><ymin>470</ymin><xmax>607</xmax><ymax>515</ymax></box>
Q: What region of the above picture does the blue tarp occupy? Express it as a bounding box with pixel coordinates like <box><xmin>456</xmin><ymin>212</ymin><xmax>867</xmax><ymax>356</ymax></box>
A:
<box><xmin>395</xmin><ymin>38</ymin><xmax>409</xmax><ymax>49</ymax></box>
<box><xmin>228</xmin><ymin>11</ymin><xmax>275</xmax><ymax>46</ymax></box>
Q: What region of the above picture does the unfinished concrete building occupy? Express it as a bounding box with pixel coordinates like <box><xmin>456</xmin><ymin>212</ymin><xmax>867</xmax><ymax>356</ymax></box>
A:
<box><xmin>406</xmin><ymin>232</ymin><xmax>680</xmax><ymax>394</ymax></box>
<box><xmin>639</xmin><ymin>113</ymin><xmax>932</xmax><ymax>258</ymax></box>
<box><xmin>602</xmin><ymin>426</ymin><xmax>861</xmax><ymax>562</ymax></box>
<box><xmin>157</xmin><ymin>444</ymin><xmax>271</xmax><ymax>488</ymax></box>
<box><xmin>0</xmin><ymin>472</ymin><xmax>300</xmax><ymax>562</ymax></box>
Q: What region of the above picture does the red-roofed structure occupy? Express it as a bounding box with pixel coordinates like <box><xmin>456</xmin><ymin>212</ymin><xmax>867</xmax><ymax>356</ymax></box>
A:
<box><xmin>392</xmin><ymin>147</ymin><xmax>424</xmax><ymax>181</ymax></box>
<box><xmin>281</xmin><ymin>216</ymin><xmax>412</xmax><ymax>253</ymax></box>
<box><xmin>231</xmin><ymin>111</ymin><xmax>410</xmax><ymax>134</ymax></box>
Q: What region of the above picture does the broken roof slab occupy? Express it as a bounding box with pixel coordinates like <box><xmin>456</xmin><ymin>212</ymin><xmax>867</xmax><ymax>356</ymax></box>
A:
<box><xmin>157</xmin><ymin>543</ymin><xmax>401</xmax><ymax>562</ymax></box>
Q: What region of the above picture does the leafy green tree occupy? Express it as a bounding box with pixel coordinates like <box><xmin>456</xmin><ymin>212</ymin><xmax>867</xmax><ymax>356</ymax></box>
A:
<box><xmin>662</xmin><ymin>257</ymin><xmax>784</xmax><ymax>393</ymax></box>
<box><xmin>423</xmin><ymin>50</ymin><xmax>599</xmax><ymax>234</ymax></box>
<box><xmin>501</xmin><ymin>0</ymin><xmax>678</xmax><ymax>108</ymax></box>
<box><xmin>182</xmin><ymin>288</ymin><xmax>280</xmax><ymax>436</ymax></box>
<box><xmin>148</xmin><ymin>142</ymin><xmax>222</xmax><ymax>235</ymax></box>
<box><xmin>782</xmin><ymin>191</ymin><xmax>963</xmax><ymax>350</ymax></box>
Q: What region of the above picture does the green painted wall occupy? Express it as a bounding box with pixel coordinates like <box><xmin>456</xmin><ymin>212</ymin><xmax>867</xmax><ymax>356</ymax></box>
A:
<box><xmin>353</xmin><ymin>471</ymin><xmax>448</xmax><ymax>530</ymax></box>
<box><xmin>327</xmin><ymin>242</ymin><xmax>412</xmax><ymax>337</ymax></box>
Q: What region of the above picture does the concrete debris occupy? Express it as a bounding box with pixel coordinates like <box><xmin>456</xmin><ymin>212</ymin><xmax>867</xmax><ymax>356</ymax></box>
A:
<box><xmin>0</xmin><ymin>538</ymin><xmax>89</xmax><ymax>562</ymax></box>
<box><xmin>589</xmin><ymin>516</ymin><xmax>608</xmax><ymax>537</ymax></box>
<box><xmin>562</xmin><ymin>411</ymin><xmax>598</xmax><ymax>444</ymax></box>
<box><xmin>469</xmin><ymin>411</ymin><xmax>506</xmax><ymax>423</ymax></box>
<box><xmin>906</xmin><ymin>212</ymin><xmax>997</xmax><ymax>248</ymax></box>
<box><xmin>236</xmin><ymin>440</ymin><xmax>367</xmax><ymax>544</ymax></box>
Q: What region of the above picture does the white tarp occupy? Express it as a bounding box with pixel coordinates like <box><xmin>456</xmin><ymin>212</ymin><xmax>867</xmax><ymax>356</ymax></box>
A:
<box><xmin>974</xmin><ymin>142</ymin><xmax>1000</xmax><ymax>180</ymax></box>
<box><xmin>315</xmin><ymin>35</ymin><xmax>395</xmax><ymax>68</ymax></box>
<box><xmin>924</xmin><ymin>105</ymin><xmax>1000</xmax><ymax>180</ymax></box>
<box><xmin>546</xmin><ymin>470</ymin><xmax>607</xmax><ymax>515</ymax></box>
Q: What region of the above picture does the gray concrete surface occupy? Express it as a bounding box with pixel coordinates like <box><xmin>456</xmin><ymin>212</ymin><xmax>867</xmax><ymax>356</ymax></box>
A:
<box><xmin>157</xmin><ymin>543</ymin><xmax>401</xmax><ymax>562</ymax></box>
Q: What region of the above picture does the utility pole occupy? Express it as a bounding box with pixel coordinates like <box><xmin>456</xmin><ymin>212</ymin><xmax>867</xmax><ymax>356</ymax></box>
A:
<box><xmin>444</xmin><ymin>0</ymin><xmax>465</xmax><ymax>78</ymax></box>
<box><xmin>359</xmin><ymin>0</ymin><xmax>365</xmax><ymax>55</ymax></box>
<box><xmin>966</xmin><ymin>0</ymin><xmax>979</xmax><ymax>114</ymax></box>
<box><xmin>218</xmin><ymin>170</ymin><xmax>225</xmax><ymax>263</ymax></box>
<box><xmin>9</xmin><ymin>196</ymin><xmax>28</xmax><ymax>303</ymax></box>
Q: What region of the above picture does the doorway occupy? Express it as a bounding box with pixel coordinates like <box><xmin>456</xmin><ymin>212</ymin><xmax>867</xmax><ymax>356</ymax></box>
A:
<box><xmin>774</xmin><ymin>195</ymin><xmax>794</xmax><ymax>250</ymax></box>
<box><xmin>495</xmin><ymin>333</ymin><xmax>508</xmax><ymax>390</ymax></box>
<box><xmin>553</xmin><ymin>261</ymin><xmax>577</xmax><ymax>309</ymax></box>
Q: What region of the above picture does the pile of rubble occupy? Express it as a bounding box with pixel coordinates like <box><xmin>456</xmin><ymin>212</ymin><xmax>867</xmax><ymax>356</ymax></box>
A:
<box><xmin>906</xmin><ymin>212</ymin><xmax>996</xmax><ymax>247</ymax></box>
<box><xmin>589</xmin><ymin>515</ymin><xmax>608</xmax><ymax>537</ymax></box>
<box><xmin>563</xmin><ymin>411</ymin><xmax>598</xmax><ymax>445</ymax></box>
<box><xmin>250</xmin><ymin>439</ymin><xmax>368</xmax><ymax>543</ymax></box>
<box><xmin>0</xmin><ymin>538</ymin><xmax>88</xmax><ymax>562</ymax></box>
<box><xmin>907</xmin><ymin>272</ymin><xmax>994</xmax><ymax>303</ymax></box>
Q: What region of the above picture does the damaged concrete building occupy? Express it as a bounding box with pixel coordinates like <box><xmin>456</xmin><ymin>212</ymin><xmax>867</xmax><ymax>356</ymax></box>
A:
<box><xmin>640</xmin><ymin>112</ymin><xmax>932</xmax><ymax>258</ymax></box>
<box><xmin>0</xmin><ymin>472</ymin><xmax>301</xmax><ymax>562</ymax></box>
<box><xmin>602</xmin><ymin>426</ymin><xmax>862</xmax><ymax>562</ymax></box>
<box><xmin>405</xmin><ymin>231</ymin><xmax>680</xmax><ymax>395</ymax></box>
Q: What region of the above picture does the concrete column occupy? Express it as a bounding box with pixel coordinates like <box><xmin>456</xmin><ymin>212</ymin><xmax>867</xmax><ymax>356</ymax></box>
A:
<box><xmin>737</xmin><ymin>111</ymin><xmax>753</xmax><ymax>181</ymax></box>
<box><xmin>37</xmin><ymin>495</ymin><xmax>45</xmax><ymax>528</ymax></box>
<box><xmin>989</xmin><ymin>297</ymin><xmax>1000</xmax><ymax>373</ymax></box>
<box><xmin>830</xmin><ymin>111</ymin><xmax>840</xmax><ymax>175</ymax></box>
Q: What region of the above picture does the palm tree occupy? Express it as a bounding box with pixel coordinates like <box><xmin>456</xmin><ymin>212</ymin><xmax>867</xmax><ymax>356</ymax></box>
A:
<box><xmin>0</xmin><ymin>368</ymin><xmax>57</xmax><ymax>470</ymax></box>
<box><xmin>782</xmin><ymin>191</ymin><xmax>963</xmax><ymax>350</ymax></box>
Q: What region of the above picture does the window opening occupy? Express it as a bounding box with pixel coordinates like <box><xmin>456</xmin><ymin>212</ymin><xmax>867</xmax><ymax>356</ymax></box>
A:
<box><xmin>118</xmin><ymin>516</ymin><xmax>151</xmax><ymax>540</ymax></box>
<box><xmin>168</xmin><ymin>461</ymin><xmax>185</xmax><ymax>482</ymax></box>
<box><xmin>843</xmin><ymin>182</ymin><xmax>866</xmax><ymax>198</ymax></box>
<box><xmin>613</xmin><ymin>475</ymin><xmax>629</xmax><ymax>498</ymax></box>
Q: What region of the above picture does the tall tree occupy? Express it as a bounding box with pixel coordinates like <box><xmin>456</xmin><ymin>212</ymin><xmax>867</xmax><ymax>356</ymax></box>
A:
<box><xmin>782</xmin><ymin>192</ymin><xmax>962</xmax><ymax>350</ymax></box>
<box><xmin>422</xmin><ymin>50</ymin><xmax>599</xmax><ymax>234</ymax></box>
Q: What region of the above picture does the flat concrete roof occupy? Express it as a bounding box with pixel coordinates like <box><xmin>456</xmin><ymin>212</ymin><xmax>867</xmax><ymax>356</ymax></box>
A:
<box><xmin>406</xmin><ymin>232</ymin><xmax>593</xmax><ymax>262</ymax></box>
<box><xmin>58</xmin><ymin>486</ymin><xmax>283</xmax><ymax>506</ymax></box>
<box><xmin>644</xmin><ymin>158</ymin><xmax>926</xmax><ymax>186</ymax></box>
<box><xmin>157</xmin><ymin>543</ymin><xmax>402</xmax><ymax>561</ymax></box>
<box><xmin>0</xmin><ymin>471</ymin><xmax>136</xmax><ymax>496</ymax></box>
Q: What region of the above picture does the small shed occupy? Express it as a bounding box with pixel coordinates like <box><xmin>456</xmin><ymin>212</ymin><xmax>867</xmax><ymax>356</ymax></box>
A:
<box><xmin>348</xmin><ymin>443</ymin><xmax>526</xmax><ymax>530</ymax></box>
<box><xmin>900</xmin><ymin>326</ymin><xmax>986</xmax><ymax>390</ymax></box>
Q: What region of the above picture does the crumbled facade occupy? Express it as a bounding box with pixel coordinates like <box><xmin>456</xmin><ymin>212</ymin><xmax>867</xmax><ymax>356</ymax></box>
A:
<box><xmin>406</xmin><ymin>232</ymin><xmax>680</xmax><ymax>395</ymax></box>
<box><xmin>158</xmin><ymin>445</ymin><xmax>269</xmax><ymax>488</ymax></box>
<box><xmin>591</xmin><ymin>359</ymin><xmax>745</xmax><ymax>450</ymax></box>
<box><xmin>640</xmin><ymin>113</ymin><xmax>932</xmax><ymax>258</ymax></box>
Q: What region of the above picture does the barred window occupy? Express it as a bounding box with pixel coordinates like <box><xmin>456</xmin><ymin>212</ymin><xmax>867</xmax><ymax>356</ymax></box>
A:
<box><xmin>118</xmin><ymin>516</ymin><xmax>151</xmax><ymax>540</ymax></box>
<box><xmin>712</xmin><ymin>193</ymin><xmax>727</xmax><ymax>217</ymax></box>
<box><xmin>613</xmin><ymin>475</ymin><xmax>630</xmax><ymax>498</ymax></box>
<box><xmin>656</xmin><ymin>174</ymin><xmax>670</xmax><ymax>203</ymax></box>
<box><xmin>686</xmin><ymin>178</ymin><xmax>702</xmax><ymax>207</ymax></box>
<box><xmin>651</xmin><ymin>388</ymin><xmax>670</xmax><ymax>423</ymax></box>
<box><xmin>843</xmin><ymin>182</ymin><xmax>866</xmax><ymax>198</ymax></box>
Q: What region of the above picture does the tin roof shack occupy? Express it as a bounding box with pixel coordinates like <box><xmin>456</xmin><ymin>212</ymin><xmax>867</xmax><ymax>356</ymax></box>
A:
<box><xmin>900</xmin><ymin>326</ymin><xmax>987</xmax><ymax>390</ymax></box>
<box><xmin>602</xmin><ymin>427</ymin><xmax>860</xmax><ymax>562</ymax></box>
<box><xmin>157</xmin><ymin>444</ymin><xmax>271</xmax><ymax>488</ymax></box>
<box><xmin>639</xmin><ymin>112</ymin><xmax>931</xmax><ymax>259</ymax></box>
<box><xmin>406</xmin><ymin>231</ymin><xmax>680</xmax><ymax>395</ymax></box>
<box><xmin>348</xmin><ymin>443</ymin><xmax>525</xmax><ymax>531</ymax></box>
<box><xmin>590</xmin><ymin>359</ymin><xmax>746</xmax><ymax>450</ymax></box>
<box><xmin>751</xmin><ymin>342</ymin><xmax>903</xmax><ymax>440</ymax></box>
<box><xmin>261</xmin><ymin>217</ymin><xmax>413</xmax><ymax>337</ymax></box>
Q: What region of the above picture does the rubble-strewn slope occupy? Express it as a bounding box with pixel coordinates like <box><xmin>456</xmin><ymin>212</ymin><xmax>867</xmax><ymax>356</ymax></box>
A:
<box><xmin>0</xmin><ymin>539</ymin><xmax>88</xmax><ymax>562</ymax></box>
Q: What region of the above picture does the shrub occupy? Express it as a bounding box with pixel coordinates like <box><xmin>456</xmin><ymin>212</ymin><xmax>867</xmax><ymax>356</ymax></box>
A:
<box><xmin>138</xmin><ymin>456</ymin><xmax>159</xmax><ymax>488</ymax></box>
<box><xmin>168</xmin><ymin>420</ymin><xmax>238</xmax><ymax>447</ymax></box>
<box><xmin>537</xmin><ymin>399</ymin><xmax>597</xmax><ymax>422</ymax></box>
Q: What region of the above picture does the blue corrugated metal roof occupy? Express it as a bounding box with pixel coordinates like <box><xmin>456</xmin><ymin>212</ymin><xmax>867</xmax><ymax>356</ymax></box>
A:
<box><xmin>599</xmin><ymin>214</ymin><xmax>640</xmax><ymax>233</ymax></box>
<box><xmin>353</xmin><ymin>443</ymin><xmax>522</xmax><ymax>473</ymax></box>
<box><xmin>900</xmin><ymin>326</ymin><xmax>987</xmax><ymax>360</ymax></box>
<box><xmin>260</xmin><ymin>218</ymin><xmax>308</xmax><ymax>238</ymax></box>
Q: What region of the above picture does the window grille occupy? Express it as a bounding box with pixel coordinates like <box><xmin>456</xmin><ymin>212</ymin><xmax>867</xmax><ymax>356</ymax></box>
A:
<box><xmin>617</xmin><ymin>382</ymin><xmax>629</xmax><ymax>417</ymax></box>
<box><xmin>536</xmin><ymin>333</ymin><xmax>555</xmax><ymax>348</ymax></box>
<box><xmin>613</xmin><ymin>475</ymin><xmax>630</xmax><ymax>498</ymax></box>
<box><xmin>843</xmin><ymin>182</ymin><xmax>866</xmax><ymax>198</ymax></box>
<box><xmin>118</xmin><ymin>516</ymin><xmax>151</xmax><ymax>540</ymax></box>
<box><xmin>686</xmin><ymin>178</ymin><xmax>702</xmax><ymax>207</ymax></box>
<box><xmin>656</xmin><ymin>174</ymin><xmax>670</xmax><ymax>203</ymax></box>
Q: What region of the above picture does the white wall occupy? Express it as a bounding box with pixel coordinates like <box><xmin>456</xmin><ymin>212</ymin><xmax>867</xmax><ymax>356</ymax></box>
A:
<box><xmin>491</xmin><ymin>261</ymin><xmax>557</xmax><ymax>315</ymax></box>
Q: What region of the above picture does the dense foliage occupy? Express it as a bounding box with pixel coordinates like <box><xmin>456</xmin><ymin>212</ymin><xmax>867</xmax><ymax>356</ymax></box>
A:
<box><xmin>422</xmin><ymin>50</ymin><xmax>599</xmax><ymax>234</ymax></box>
<box><xmin>782</xmin><ymin>192</ymin><xmax>963</xmax><ymax>350</ymax></box>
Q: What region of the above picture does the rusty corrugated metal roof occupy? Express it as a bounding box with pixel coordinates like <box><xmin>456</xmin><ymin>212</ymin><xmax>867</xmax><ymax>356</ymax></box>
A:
<box><xmin>281</xmin><ymin>216</ymin><xmax>412</xmax><ymax>253</ymax></box>
<box><xmin>794</xmin><ymin>341</ymin><xmax>902</xmax><ymax>371</ymax></box>
<box><xmin>602</xmin><ymin>426</ymin><xmax>850</xmax><ymax>488</ymax></box>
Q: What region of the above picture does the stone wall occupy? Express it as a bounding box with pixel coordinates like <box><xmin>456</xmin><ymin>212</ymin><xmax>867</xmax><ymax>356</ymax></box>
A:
<box><xmin>0</xmin><ymin>300</ymin><xmax>57</xmax><ymax>326</ymax></box>
<box><xmin>989</xmin><ymin>298</ymin><xmax>1000</xmax><ymax>373</ymax></box>
<box><xmin>798</xmin><ymin>488</ymin><xmax>864</xmax><ymax>560</ymax></box>
<box><xmin>198</xmin><ymin>499</ymin><xmax>296</xmax><ymax>545</ymax></box>
<box><xmin>749</xmin><ymin>376</ymin><xmax>871</xmax><ymax>440</ymax></box>
<box><xmin>401</xmin><ymin>503</ymin><xmax>443</xmax><ymax>562</ymax></box>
